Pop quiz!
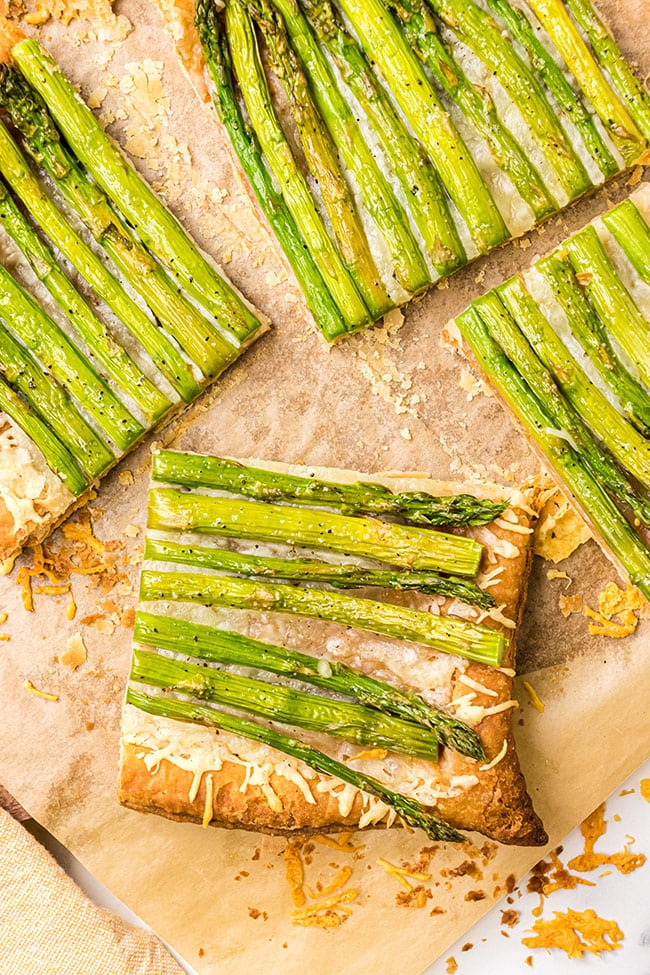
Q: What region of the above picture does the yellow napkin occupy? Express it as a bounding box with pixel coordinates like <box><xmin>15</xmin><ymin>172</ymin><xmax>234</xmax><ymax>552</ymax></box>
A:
<box><xmin>0</xmin><ymin>807</ymin><xmax>185</xmax><ymax>975</ymax></box>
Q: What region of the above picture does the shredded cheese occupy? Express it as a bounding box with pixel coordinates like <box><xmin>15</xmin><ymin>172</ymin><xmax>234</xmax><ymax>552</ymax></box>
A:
<box><xmin>306</xmin><ymin>866</ymin><xmax>352</xmax><ymax>899</ymax></box>
<box><xmin>345</xmin><ymin>748</ymin><xmax>388</xmax><ymax>762</ymax></box>
<box><xmin>23</xmin><ymin>679</ymin><xmax>58</xmax><ymax>702</ymax></box>
<box><xmin>376</xmin><ymin>857</ymin><xmax>432</xmax><ymax>891</ymax></box>
<box><xmin>290</xmin><ymin>888</ymin><xmax>358</xmax><ymax>927</ymax></box>
<box><xmin>480</xmin><ymin>699</ymin><xmax>519</xmax><ymax>717</ymax></box>
<box><xmin>457</xmin><ymin>674</ymin><xmax>498</xmax><ymax>698</ymax></box>
<box><xmin>567</xmin><ymin>803</ymin><xmax>646</xmax><ymax>875</ymax></box>
<box><xmin>479</xmin><ymin>739</ymin><xmax>508</xmax><ymax>771</ymax></box>
<box><xmin>283</xmin><ymin>844</ymin><xmax>305</xmax><ymax>907</ymax></box>
<box><xmin>201</xmin><ymin>773</ymin><xmax>214</xmax><ymax>828</ymax></box>
<box><xmin>522</xmin><ymin>681</ymin><xmax>545</xmax><ymax>713</ymax></box>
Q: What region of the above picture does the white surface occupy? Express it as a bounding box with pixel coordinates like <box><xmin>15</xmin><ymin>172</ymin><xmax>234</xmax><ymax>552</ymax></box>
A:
<box><xmin>31</xmin><ymin>759</ymin><xmax>650</xmax><ymax>974</ymax></box>
<box><xmin>422</xmin><ymin>759</ymin><xmax>650</xmax><ymax>975</ymax></box>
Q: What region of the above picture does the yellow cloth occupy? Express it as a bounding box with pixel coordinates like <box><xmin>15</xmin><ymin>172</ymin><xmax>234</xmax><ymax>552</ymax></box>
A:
<box><xmin>0</xmin><ymin>807</ymin><xmax>185</xmax><ymax>975</ymax></box>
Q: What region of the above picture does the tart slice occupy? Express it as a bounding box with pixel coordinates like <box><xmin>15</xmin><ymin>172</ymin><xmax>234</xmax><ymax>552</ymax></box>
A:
<box><xmin>119</xmin><ymin>452</ymin><xmax>546</xmax><ymax>845</ymax></box>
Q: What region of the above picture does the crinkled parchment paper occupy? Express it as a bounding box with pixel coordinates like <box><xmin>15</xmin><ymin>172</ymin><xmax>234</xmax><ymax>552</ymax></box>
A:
<box><xmin>0</xmin><ymin>1</ymin><xmax>648</xmax><ymax>972</ymax></box>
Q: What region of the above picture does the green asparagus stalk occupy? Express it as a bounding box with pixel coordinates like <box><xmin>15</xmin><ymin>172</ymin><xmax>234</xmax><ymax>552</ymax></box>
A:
<box><xmin>427</xmin><ymin>0</ymin><xmax>592</xmax><ymax>200</ymax></box>
<box><xmin>0</xmin><ymin>374</ymin><xmax>88</xmax><ymax>494</ymax></box>
<box><xmin>538</xmin><ymin>250</ymin><xmax>650</xmax><ymax>435</ymax></box>
<box><xmin>474</xmin><ymin>290</ymin><xmax>650</xmax><ymax>525</ymax></box>
<box><xmin>0</xmin><ymin>66</ymin><xmax>239</xmax><ymax>384</ymax></box>
<box><xmin>268</xmin><ymin>0</ymin><xmax>433</xmax><ymax>295</ymax></box>
<box><xmin>0</xmin><ymin>117</ymin><xmax>201</xmax><ymax>403</ymax></box>
<box><xmin>297</xmin><ymin>0</ymin><xmax>466</xmax><ymax>276</ymax></box>
<box><xmin>195</xmin><ymin>0</ymin><xmax>348</xmax><ymax>341</ymax></box>
<box><xmin>0</xmin><ymin>178</ymin><xmax>171</xmax><ymax>426</ymax></box>
<box><xmin>0</xmin><ymin>262</ymin><xmax>141</xmax><ymax>453</ymax></box>
<box><xmin>601</xmin><ymin>198</ymin><xmax>650</xmax><ymax>288</ymax></box>
<box><xmin>131</xmin><ymin>647</ymin><xmax>440</xmax><ymax>760</ymax></box>
<box><xmin>564</xmin><ymin>225</ymin><xmax>650</xmax><ymax>389</ymax></box>
<box><xmin>526</xmin><ymin>0</ymin><xmax>646</xmax><ymax>163</ymax></box>
<box><xmin>140</xmin><ymin>569</ymin><xmax>506</xmax><ymax>665</ymax></box>
<box><xmin>320</xmin><ymin>0</ymin><xmax>509</xmax><ymax>253</ymax></box>
<box><xmin>147</xmin><ymin>488</ymin><xmax>484</xmax><ymax>576</ymax></box>
<box><xmin>144</xmin><ymin>536</ymin><xmax>496</xmax><ymax>609</ymax></box>
<box><xmin>225</xmin><ymin>0</ymin><xmax>371</xmax><ymax>330</ymax></box>
<box><xmin>12</xmin><ymin>39</ymin><xmax>265</xmax><ymax>347</ymax></box>
<box><xmin>151</xmin><ymin>449</ymin><xmax>508</xmax><ymax>526</ymax></box>
<box><xmin>483</xmin><ymin>0</ymin><xmax>619</xmax><ymax>179</ymax></box>
<box><xmin>249</xmin><ymin>0</ymin><xmax>392</xmax><ymax>317</ymax></box>
<box><xmin>134</xmin><ymin>610</ymin><xmax>485</xmax><ymax>758</ymax></box>
<box><xmin>0</xmin><ymin>322</ymin><xmax>113</xmax><ymax>480</ymax></box>
<box><xmin>454</xmin><ymin>305</ymin><xmax>650</xmax><ymax>600</ymax></box>
<box><xmin>126</xmin><ymin>687</ymin><xmax>464</xmax><ymax>841</ymax></box>
<box><xmin>498</xmin><ymin>274</ymin><xmax>650</xmax><ymax>491</ymax></box>
<box><xmin>564</xmin><ymin>0</ymin><xmax>650</xmax><ymax>141</ymax></box>
<box><xmin>392</xmin><ymin>0</ymin><xmax>556</xmax><ymax>220</ymax></box>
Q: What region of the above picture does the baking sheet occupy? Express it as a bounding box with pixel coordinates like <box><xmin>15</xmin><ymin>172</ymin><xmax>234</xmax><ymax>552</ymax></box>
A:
<box><xmin>0</xmin><ymin>1</ymin><xmax>649</xmax><ymax>972</ymax></box>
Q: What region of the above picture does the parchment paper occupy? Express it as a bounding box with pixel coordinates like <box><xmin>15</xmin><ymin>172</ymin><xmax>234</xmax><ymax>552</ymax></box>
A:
<box><xmin>0</xmin><ymin>1</ymin><xmax>649</xmax><ymax>972</ymax></box>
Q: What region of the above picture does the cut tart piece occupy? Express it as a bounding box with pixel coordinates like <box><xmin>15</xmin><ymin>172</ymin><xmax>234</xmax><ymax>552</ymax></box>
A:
<box><xmin>154</xmin><ymin>0</ymin><xmax>649</xmax><ymax>339</ymax></box>
<box><xmin>445</xmin><ymin>184</ymin><xmax>650</xmax><ymax>601</ymax></box>
<box><xmin>119</xmin><ymin>452</ymin><xmax>547</xmax><ymax>846</ymax></box>
<box><xmin>0</xmin><ymin>41</ymin><xmax>267</xmax><ymax>564</ymax></box>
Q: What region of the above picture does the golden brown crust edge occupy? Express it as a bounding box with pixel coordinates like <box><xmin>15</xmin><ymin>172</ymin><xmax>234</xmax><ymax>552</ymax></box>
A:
<box><xmin>119</xmin><ymin>500</ymin><xmax>548</xmax><ymax>846</ymax></box>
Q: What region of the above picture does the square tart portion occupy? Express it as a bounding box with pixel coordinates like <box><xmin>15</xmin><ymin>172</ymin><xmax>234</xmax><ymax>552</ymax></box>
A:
<box><xmin>119</xmin><ymin>459</ymin><xmax>547</xmax><ymax>846</ymax></box>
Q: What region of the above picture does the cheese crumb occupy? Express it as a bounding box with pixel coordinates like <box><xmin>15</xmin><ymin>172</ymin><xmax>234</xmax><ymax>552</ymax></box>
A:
<box><xmin>546</xmin><ymin>569</ymin><xmax>570</xmax><ymax>582</ymax></box>
<box><xmin>61</xmin><ymin>633</ymin><xmax>88</xmax><ymax>670</ymax></box>
<box><xmin>522</xmin><ymin>908</ymin><xmax>623</xmax><ymax>958</ymax></box>
<box><xmin>534</xmin><ymin>489</ymin><xmax>590</xmax><ymax>562</ymax></box>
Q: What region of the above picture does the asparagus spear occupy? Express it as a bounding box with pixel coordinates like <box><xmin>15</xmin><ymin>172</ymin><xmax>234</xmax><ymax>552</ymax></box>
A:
<box><xmin>564</xmin><ymin>225</ymin><xmax>650</xmax><ymax>389</ymax></box>
<box><xmin>391</xmin><ymin>0</ymin><xmax>556</xmax><ymax>221</ymax></box>
<box><xmin>538</xmin><ymin>251</ymin><xmax>650</xmax><ymax>435</ymax></box>
<box><xmin>0</xmin><ymin>322</ymin><xmax>113</xmax><ymax>480</ymax></box>
<box><xmin>454</xmin><ymin>306</ymin><xmax>650</xmax><ymax>600</ymax></box>
<box><xmin>268</xmin><ymin>0</ymin><xmax>433</xmax><ymax>295</ymax></box>
<box><xmin>0</xmin><ymin>66</ymin><xmax>239</xmax><ymax>384</ymax></box>
<box><xmin>0</xmin><ymin>117</ymin><xmax>201</xmax><ymax>403</ymax></box>
<box><xmin>134</xmin><ymin>610</ymin><xmax>485</xmax><ymax>758</ymax></box>
<box><xmin>140</xmin><ymin>569</ymin><xmax>506</xmax><ymax>665</ymax></box>
<box><xmin>0</xmin><ymin>178</ymin><xmax>171</xmax><ymax>426</ymax></box>
<box><xmin>525</xmin><ymin>0</ymin><xmax>646</xmax><ymax>164</ymax></box>
<box><xmin>601</xmin><ymin>198</ymin><xmax>650</xmax><ymax>288</ymax></box>
<box><xmin>483</xmin><ymin>0</ymin><xmax>619</xmax><ymax>179</ymax></box>
<box><xmin>297</xmin><ymin>0</ymin><xmax>466</xmax><ymax>277</ymax></box>
<box><xmin>195</xmin><ymin>0</ymin><xmax>348</xmax><ymax>342</ymax></box>
<box><xmin>147</xmin><ymin>488</ymin><xmax>484</xmax><ymax>576</ymax></box>
<box><xmin>12</xmin><ymin>39</ymin><xmax>265</xmax><ymax>347</ymax></box>
<box><xmin>144</xmin><ymin>536</ymin><xmax>496</xmax><ymax>609</ymax></box>
<box><xmin>0</xmin><ymin>374</ymin><xmax>87</xmax><ymax>494</ymax></box>
<box><xmin>474</xmin><ymin>290</ymin><xmax>650</xmax><ymax>525</ymax></box>
<box><xmin>225</xmin><ymin>0</ymin><xmax>371</xmax><ymax>330</ymax></box>
<box><xmin>131</xmin><ymin>647</ymin><xmax>440</xmax><ymax>760</ymax></box>
<box><xmin>321</xmin><ymin>0</ymin><xmax>509</xmax><ymax>253</ymax></box>
<box><xmin>565</xmin><ymin>0</ymin><xmax>650</xmax><ymax>141</ymax></box>
<box><xmin>498</xmin><ymin>275</ymin><xmax>650</xmax><ymax>491</ymax></box>
<box><xmin>0</xmin><ymin>262</ymin><xmax>142</xmax><ymax>453</ymax></box>
<box><xmin>151</xmin><ymin>449</ymin><xmax>508</xmax><ymax>526</ymax></box>
<box><xmin>248</xmin><ymin>0</ymin><xmax>392</xmax><ymax>317</ymax></box>
<box><xmin>426</xmin><ymin>0</ymin><xmax>592</xmax><ymax>200</ymax></box>
<box><xmin>126</xmin><ymin>687</ymin><xmax>464</xmax><ymax>841</ymax></box>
